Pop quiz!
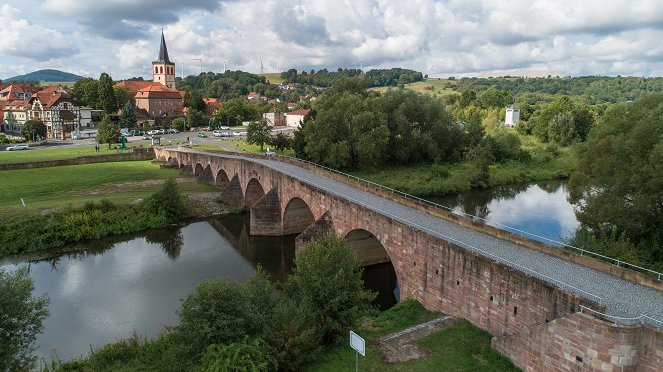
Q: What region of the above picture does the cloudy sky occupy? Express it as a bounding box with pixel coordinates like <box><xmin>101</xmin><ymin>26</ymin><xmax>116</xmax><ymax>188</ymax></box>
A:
<box><xmin>3</xmin><ymin>0</ymin><xmax>663</xmax><ymax>80</ymax></box>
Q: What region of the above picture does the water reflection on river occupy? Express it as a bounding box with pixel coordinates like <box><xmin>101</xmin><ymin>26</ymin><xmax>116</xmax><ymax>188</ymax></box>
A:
<box><xmin>428</xmin><ymin>180</ymin><xmax>579</xmax><ymax>244</ymax></box>
<box><xmin>1</xmin><ymin>214</ymin><xmax>397</xmax><ymax>362</ymax></box>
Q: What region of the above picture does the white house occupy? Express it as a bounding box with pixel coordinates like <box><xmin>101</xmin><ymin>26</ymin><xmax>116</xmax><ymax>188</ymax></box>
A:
<box><xmin>505</xmin><ymin>106</ymin><xmax>520</xmax><ymax>127</ymax></box>
<box><xmin>285</xmin><ymin>109</ymin><xmax>310</xmax><ymax>128</ymax></box>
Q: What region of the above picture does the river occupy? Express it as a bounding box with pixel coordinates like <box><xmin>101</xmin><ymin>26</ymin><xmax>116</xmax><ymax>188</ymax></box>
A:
<box><xmin>1</xmin><ymin>180</ymin><xmax>577</xmax><ymax>363</ymax></box>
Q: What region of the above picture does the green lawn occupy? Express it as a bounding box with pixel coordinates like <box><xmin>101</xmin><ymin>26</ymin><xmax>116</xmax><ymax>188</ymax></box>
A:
<box><xmin>0</xmin><ymin>161</ymin><xmax>217</xmax><ymax>219</ymax></box>
<box><xmin>0</xmin><ymin>143</ymin><xmax>157</xmax><ymax>165</ymax></box>
<box><xmin>224</xmin><ymin>138</ymin><xmax>296</xmax><ymax>157</ymax></box>
<box><xmin>307</xmin><ymin>301</ymin><xmax>518</xmax><ymax>371</ymax></box>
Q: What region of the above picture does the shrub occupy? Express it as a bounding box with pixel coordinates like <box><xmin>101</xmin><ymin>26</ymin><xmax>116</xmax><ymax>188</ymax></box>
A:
<box><xmin>147</xmin><ymin>178</ymin><xmax>187</xmax><ymax>222</ymax></box>
<box><xmin>284</xmin><ymin>234</ymin><xmax>376</xmax><ymax>344</ymax></box>
<box><xmin>199</xmin><ymin>338</ymin><xmax>277</xmax><ymax>372</ymax></box>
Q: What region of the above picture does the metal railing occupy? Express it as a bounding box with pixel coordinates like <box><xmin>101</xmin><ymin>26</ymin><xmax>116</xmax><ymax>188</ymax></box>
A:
<box><xmin>274</xmin><ymin>154</ymin><xmax>662</xmax><ymax>282</ymax></box>
<box><xmin>579</xmin><ymin>305</ymin><xmax>663</xmax><ymax>329</ymax></box>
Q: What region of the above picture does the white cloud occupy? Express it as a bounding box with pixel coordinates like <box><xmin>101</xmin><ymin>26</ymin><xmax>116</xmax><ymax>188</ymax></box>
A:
<box><xmin>5</xmin><ymin>0</ymin><xmax>663</xmax><ymax>79</ymax></box>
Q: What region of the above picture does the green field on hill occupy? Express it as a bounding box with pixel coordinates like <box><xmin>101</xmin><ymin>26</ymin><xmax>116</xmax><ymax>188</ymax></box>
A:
<box><xmin>370</xmin><ymin>78</ymin><xmax>459</xmax><ymax>96</ymax></box>
<box><xmin>258</xmin><ymin>72</ymin><xmax>285</xmax><ymax>85</ymax></box>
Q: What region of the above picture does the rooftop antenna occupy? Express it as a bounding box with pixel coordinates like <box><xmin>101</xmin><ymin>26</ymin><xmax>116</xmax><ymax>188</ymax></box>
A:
<box><xmin>192</xmin><ymin>58</ymin><xmax>202</xmax><ymax>74</ymax></box>
<box><xmin>223</xmin><ymin>59</ymin><xmax>228</xmax><ymax>72</ymax></box>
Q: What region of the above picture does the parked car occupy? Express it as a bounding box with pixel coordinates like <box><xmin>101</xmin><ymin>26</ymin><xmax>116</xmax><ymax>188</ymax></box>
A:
<box><xmin>147</xmin><ymin>130</ymin><xmax>156</xmax><ymax>135</ymax></box>
<box><xmin>219</xmin><ymin>126</ymin><xmax>230</xmax><ymax>130</ymax></box>
<box><xmin>265</xmin><ymin>150</ymin><xmax>276</xmax><ymax>156</ymax></box>
<box><xmin>232</xmin><ymin>131</ymin><xmax>242</xmax><ymax>137</ymax></box>
<box><xmin>213</xmin><ymin>130</ymin><xmax>223</xmax><ymax>137</ymax></box>
<box><xmin>201</xmin><ymin>126</ymin><xmax>211</xmax><ymax>131</ymax></box>
<box><xmin>168</xmin><ymin>128</ymin><xmax>178</xmax><ymax>134</ymax></box>
<box><xmin>197</xmin><ymin>132</ymin><xmax>207</xmax><ymax>138</ymax></box>
<box><xmin>71</xmin><ymin>133</ymin><xmax>81</xmax><ymax>140</ymax></box>
<box><xmin>142</xmin><ymin>134</ymin><xmax>152</xmax><ymax>140</ymax></box>
<box><xmin>6</xmin><ymin>144</ymin><xmax>29</xmax><ymax>151</ymax></box>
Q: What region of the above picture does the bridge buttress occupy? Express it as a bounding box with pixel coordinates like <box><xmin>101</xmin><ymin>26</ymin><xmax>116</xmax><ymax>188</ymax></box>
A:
<box><xmin>250</xmin><ymin>187</ymin><xmax>283</xmax><ymax>236</ymax></box>
<box><xmin>295</xmin><ymin>211</ymin><xmax>334</xmax><ymax>253</ymax></box>
<box><xmin>219</xmin><ymin>175</ymin><xmax>244</xmax><ymax>206</ymax></box>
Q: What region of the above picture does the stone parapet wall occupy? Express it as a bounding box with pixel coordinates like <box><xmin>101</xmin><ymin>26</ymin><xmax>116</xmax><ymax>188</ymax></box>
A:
<box><xmin>492</xmin><ymin>312</ymin><xmax>663</xmax><ymax>371</ymax></box>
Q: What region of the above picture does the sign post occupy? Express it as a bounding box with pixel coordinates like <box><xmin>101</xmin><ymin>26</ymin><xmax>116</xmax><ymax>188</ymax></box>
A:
<box><xmin>350</xmin><ymin>330</ymin><xmax>365</xmax><ymax>372</ymax></box>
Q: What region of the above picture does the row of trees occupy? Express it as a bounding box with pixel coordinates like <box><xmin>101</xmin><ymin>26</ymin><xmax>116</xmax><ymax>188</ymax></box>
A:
<box><xmin>176</xmin><ymin>71</ymin><xmax>280</xmax><ymax>100</ymax></box>
<box><xmin>293</xmin><ymin>78</ymin><xmax>525</xmax><ymax>171</ymax></box>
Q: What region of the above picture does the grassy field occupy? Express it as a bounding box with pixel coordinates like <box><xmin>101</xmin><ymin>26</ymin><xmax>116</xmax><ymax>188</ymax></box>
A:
<box><xmin>223</xmin><ymin>138</ymin><xmax>296</xmax><ymax>156</ymax></box>
<box><xmin>258</xmin><ymin>72</ymin><xmax>285</xmax><ymax>85</ymax></box>
<box><xmin>307</xmin><ymin>301</ymin><xmax>517</xmax><ymax>371</ymax></box>
<box><xmin>0</xmin><ymin>143</ymin><xmax>171</xmax><ymax>165</ymax></box>
<box><xmin>0</xmin><ymin>161</ymin><xmax>217</xmax><ymax>219</ymax></box>
<box><xmin>370</xmin><ymin>78</ymin><xmax>459</xmax><ymax>96</ymax></box>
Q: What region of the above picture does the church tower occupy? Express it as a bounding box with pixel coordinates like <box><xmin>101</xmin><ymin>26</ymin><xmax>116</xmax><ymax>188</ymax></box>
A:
<box><xmin>152</xmin><ymin>31</ymin><xmax>176</xmax><ymax>89</ymax></box>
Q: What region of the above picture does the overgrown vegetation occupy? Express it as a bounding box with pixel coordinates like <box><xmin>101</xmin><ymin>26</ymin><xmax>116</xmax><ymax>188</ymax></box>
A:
<box><xmin>0</xmin><ymin>179</ymin><xmax>187</xmax><ymax>257</ymax></box>
<box><xmin>51</xmin><ymin>235</ymin><xmax>376</xmax><ymax>371</ymax></box>
<box><xmin>0</xmin><ymin>266</ymin><xmax>50</xmax><ymax>371</ymax></box>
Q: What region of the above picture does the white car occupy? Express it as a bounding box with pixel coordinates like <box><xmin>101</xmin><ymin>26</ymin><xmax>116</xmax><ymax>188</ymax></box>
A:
<box><xmin>212</xmin><ymin>130</ymin><xmax>223</xmax><ymax>137</ymax></box>
<box><xmin>219</xmin><ymin>126</ymin><xmax>230</xmax><ymax>130</ymax></box>
<box><xmin>232</xmin><ymin>131</ymin><xmax>242</xmax><ymax>137</ymax></box>
<box><xmin>6</xmin><ymin>144</ymin><xmax>29</xmax><ymax>151</ymax></box>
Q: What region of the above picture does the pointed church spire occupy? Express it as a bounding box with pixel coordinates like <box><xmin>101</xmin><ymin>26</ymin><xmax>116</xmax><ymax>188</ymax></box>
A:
<box><xmin>157</xmin><ymin>30</ymin><xmax>171</xmax><ymax>63</ymax></box>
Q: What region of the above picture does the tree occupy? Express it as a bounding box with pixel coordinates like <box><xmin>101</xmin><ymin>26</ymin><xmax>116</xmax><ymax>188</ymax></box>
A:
<box><xmin>547</xmin><ymin>112</ymin><xmax>576</xmax><ymax>146</ymax></box>
<box><xmin>21</xmin><ymin>119</ymin><xmax>47</xmax><ymax>141</ymax></box>
<box><xmin>114</xmin><ymin>86</ymin><xmax>133</xmax><ymax>110</ymax></box>
<box><xmin>169</xmin><ymin>276</ymin><xmax>263</xmax><ymax>363</ymax></box>
<box><xmin>247</xmin><ymin>118</ymin><xmax>272</xmax><ymax>151</ymax></box>
<box><xmin>569</xmin><ymin>94</ymin><xmax>663</xmax><ymax>265</ymax></box>
<box><xmin>270</xmin><ymin>131</ymin><xmax>291</xmax><ymax>153</ymax></box>
<box><xmin>284</xmin><ymin>234</ymin><xmax>376</xmax><ymax>344</ymax></box>
<box><xmin>96</xmin><ymin>115</ymin><xmax>121</xmax><ymax>148</ymax></box>
<box><xmin>186</xmin><ymin>108</ymin><xmax>207</xmax><ymax>129</ymax></box>
<box><xmin>183</xmin><ymin>90</ymin><xmax>206</xmax><ymax>112</ymax></box>
<box><xmin>71</xmin><ymin>78</ymin><xmax>100</xmax><ymax>107</ymax></box>
<box><xmin>119</xmin><ymin>101</ymin><xmax>137</xmax><ymax>129</ymax></box>
<box><xmin>571</xmin><ymin>106</ymin><xmax>595</xmax><ymax>142</ymax></box>
<box><xmin>0</xmin><ymin>266</ymin><xmax>49</xmax><ymax>371</ymax></box>
<box><xmin>171</xmin><ymin>117</ymin><xmax>186</xmax><ymax>132</ymax></box>
<box><xmin>97</xmin><ymin>73</ymin><xmax>117</xmax><ymax>114</ymax></box>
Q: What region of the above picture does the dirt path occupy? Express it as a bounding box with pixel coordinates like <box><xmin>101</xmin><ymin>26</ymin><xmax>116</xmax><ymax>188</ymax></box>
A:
<box><xmin>375</xmin><ymin>315</ymin><xmax>457</xmax><ymax>363</ymax></box>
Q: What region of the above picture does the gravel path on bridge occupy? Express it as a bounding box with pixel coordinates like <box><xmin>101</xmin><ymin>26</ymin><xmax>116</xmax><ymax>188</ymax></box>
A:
<box><xmin>196</xmin><ymin>151</ymin><xmax>663</xmax><ymax>326</ymax></box>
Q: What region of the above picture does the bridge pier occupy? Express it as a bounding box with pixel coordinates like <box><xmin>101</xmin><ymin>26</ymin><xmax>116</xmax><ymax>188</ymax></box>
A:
<box><xmin>250</xmin><ymin>188</ymin><xmax>282</xmax><ymax>236</ymax></box>
<box><xmin>295</xmin><ymin>211</ymin><xmax>334</xmax><ymax>252</ymax></box>
<box><xmin>219</xmin><ymin>175</ymin><xmax>244</xmax><ymax>205</ymax></box>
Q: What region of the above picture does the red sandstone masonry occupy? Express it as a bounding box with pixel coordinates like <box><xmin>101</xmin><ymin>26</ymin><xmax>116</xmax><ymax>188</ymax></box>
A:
<box><xmin>155</xmin><ymin>148</ymin><xmax>663</xmax><ymax>371</ymax></box>
<box><xmin>492</xmin><ymin>312</ymin><xmax>663</xmax><ymax>371</ymax></box>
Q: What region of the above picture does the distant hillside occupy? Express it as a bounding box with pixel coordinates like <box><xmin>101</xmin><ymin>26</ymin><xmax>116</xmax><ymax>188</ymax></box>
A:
<box><xmin>3</xmin><ymin>69</ymin><xmax>84</xmax><ymax>83</ymax></box>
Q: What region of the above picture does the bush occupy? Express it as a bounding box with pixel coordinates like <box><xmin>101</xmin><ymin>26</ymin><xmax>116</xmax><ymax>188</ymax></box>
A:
<box><xmin>199</xmin><ymin>338</ymin><xmax>277</xmax><ymax>372</ymax></box>
<box><xmin>168</xmin><ymin>277</ymin><xmax>262</xmax><ymax>365</ymax></box>
<box><xmin>147</xmin><ymin>178</ymin><xmax>187</xmax><ymax>222</ymax></box>
<box><xmin>284</xmin><ymin>235</ymin><xmax>376</xmax><ymax>344</ymax></box>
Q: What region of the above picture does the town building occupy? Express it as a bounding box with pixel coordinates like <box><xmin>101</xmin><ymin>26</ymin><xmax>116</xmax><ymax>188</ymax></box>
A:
<box><xmin>285</xmin><ymin>109</ymin><xmax>310</xmax><ymax>128</ymax></box>
<box><xmin>28</xmin><ymin>86</ymin><xmax>81</xmax><ymax>139</ymax></box>
<box><xmin>263</xmin><ymin>111</ymin><xmax>286</xmax><ymax>126</ymax></box>
<box><xmin>0</xmin><ymin>83</ymin><xmax>40</xmax><ymax>102</ymax></box>
<box><xmin>2</xmin><ymin>100</ymin><xmax>29</xmax><ymax>132</ymax></box>
<box><xmin>505</xmin><ymin>105</ymin><xmax>520</xmax><ymax>127</ymax></box>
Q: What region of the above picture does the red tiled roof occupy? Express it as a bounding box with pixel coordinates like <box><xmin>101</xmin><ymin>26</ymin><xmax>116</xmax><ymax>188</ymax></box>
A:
<box><xmin>115</xmin><ymin>81</ymin><xmax>164</xmax><ymax>96</ymax></box>
<box><xmin>4</xmin><ymin>100</ymin><xmax>28</xmax><ymax>111</ymax></box>
<box><xmin>287</xmin><ymin>109</ymin><xmax>311</xmax><ymax>116</ymax></box>
<box><xmin>30</xmin><ymin>87</ymin><xmax>73</xmax><ymax>108</ymax></box>
<box><xmin>134</xmin><ymin>85</ymin><xmax>184</xmax><ymax>99</ymax></box>
<box><xmin>0</xmin><ymin>83</ymin><xmax>40</xmax><ymax>101</ymax></box>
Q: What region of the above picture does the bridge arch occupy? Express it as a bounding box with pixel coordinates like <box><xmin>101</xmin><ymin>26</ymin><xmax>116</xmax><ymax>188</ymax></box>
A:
<box><xmin>244</xmin><ymin>178</ymin><xmax>265</xmax><ymax>207</ymax></box>
<box><xmin>282</xmin><ymin>197</ymin><xmax>316</xmax><ymax>235</ymax></box>
<box><xmin>345</xmin><ymin>229</ymin><xmax>391</xmax><ymax>266</ymax></box>
<box><xmin>194</xmin><ymin>163</ymin><xmax>205</xmax><ymax>176</ymax></box>
<box><xmin>215</xmin><ymin>169</ymin><xmax>230</xmax><ymax>187</ymax></box>
<box><xmin>198</xmin><ymin>164</ymin><xmax>214</xmax><ymax>183</ymax></box>
<box><xmin>345</xmin><ymin>228</ymin><xmax>399</xmax><ymax>309</ymax></box>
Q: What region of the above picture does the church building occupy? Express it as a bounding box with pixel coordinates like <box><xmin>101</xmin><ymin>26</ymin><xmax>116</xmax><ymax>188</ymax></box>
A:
<box><xmin>153</xmin><ymin>31</ymin><xmax>176</xmax><ymax>89</ymax></box>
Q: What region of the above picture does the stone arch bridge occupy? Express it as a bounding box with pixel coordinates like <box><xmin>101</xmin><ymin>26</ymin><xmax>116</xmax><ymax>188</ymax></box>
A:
<box><xmin>155</xmin><ymin>148</ymin><xmax>663</xmax><ymax>371</ymax></box>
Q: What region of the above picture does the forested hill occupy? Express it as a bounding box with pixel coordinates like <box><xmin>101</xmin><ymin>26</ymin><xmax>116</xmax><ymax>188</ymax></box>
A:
<box><xmin>3</xmin><ymin>69</ymin><xmax>84</xmax><ymax>83</ymax></box>
<box><xmin>280</xmin><ymin>67</ymin><xmax>424</xmax><ymax>88</ymax></box>
<box><xmin>456</xmin><ymin>76</ymin><xmax>663</xmax><ymax>103</ymax></box>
